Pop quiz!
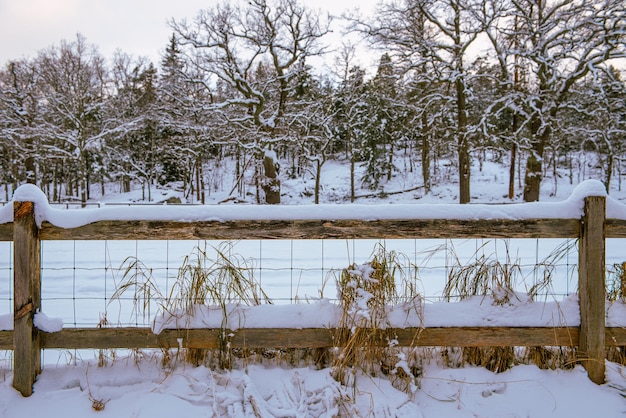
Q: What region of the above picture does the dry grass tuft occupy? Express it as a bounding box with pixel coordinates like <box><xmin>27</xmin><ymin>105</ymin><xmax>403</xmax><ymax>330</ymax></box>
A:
<box><xmin>169</xmin><ymin>243</ymin><xmax>271</xmax><ymax>368</ymax></box>
<box><xmin>607</xmin><ymin>261</ymin><xmax>626</xmax><ymax>365</ymax></box>
<box><xmin>443</xmin><ymin>240</ymin><xmax>520</xmax><ymax>305</ymax></box>
<box><xmin>331</xmin><ymin>242</ymin><xmax>423</xmax><ymax>394</ymax></box>
<box><xmin>442</xmin><ymin>240</ymin><xmax>519</xmax><ymax>372</ymax></box>
<box><xmin>523</xmin><ymin>346</ymin><xmax>577</xmax><ymax>370</ymax></box>
<box><xmin>111</xmin><ymin>241</ymin><xmax>270</xmax><ymax>369</ymax></box>
<box><xmin>607</xmin><ymin>261</ymin><xmax>626</xmax><ymax>303</ymax></box>
<box><xmin>442</xmin><ymin>239</ymin><xmax>577</xmax><ymax>372</ymax></box>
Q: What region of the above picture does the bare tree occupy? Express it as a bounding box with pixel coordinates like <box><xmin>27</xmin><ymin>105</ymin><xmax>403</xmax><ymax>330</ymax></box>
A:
<box><xmin>170</xmin><ymin>0</ymin><xmax>330</xmax><ymax>204</ymax></box>
<box><xmin>0</xmin><ymin>59</ymin><xmax>40</xmax><ymax>192</ymax></box>
<box><xmin>563</xmin><ymin>67</ymin><xmax>626</xmax><ymax>193</ymax></box>
<box><xmin>36</xmin><ymin>34</ymin><xmax>108</xmax><ymax>205</ymax></box>
<box><xmin>356</xmin><ymin>0</ymin><xmax>494</xmax><ymax>203</ymax></box>
<box><xmin>107</xmin><ymin>53</ymin><xmax>163</xmax><ymax>200</ymax></box>
<box><xmin>288</xmin><ymin>76</ymin><xmax>336</xmax><ymax>204</ymax></box>
<box><xmin>508</xmin><ymin>0</ymin><xmax>626</xmax><ymax>201</ymax></box>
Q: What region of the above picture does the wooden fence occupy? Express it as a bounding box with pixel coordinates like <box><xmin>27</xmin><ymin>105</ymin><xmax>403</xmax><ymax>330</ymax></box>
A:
<box><xmin>1</xmin><ymin>194</ymin><xmax>626</xmax><ymax>396</ymax></box>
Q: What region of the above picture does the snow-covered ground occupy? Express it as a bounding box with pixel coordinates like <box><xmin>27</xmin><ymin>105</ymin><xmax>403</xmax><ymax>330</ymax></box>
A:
<box><xmin>1</xmin><ymin>360</ymin><xmax>625</xmax><ymax>417</ymax></box>
<box><xmin>1</xmin><ymin>157</ymin><xmax>626</xmax><ymax>417</ymax></box>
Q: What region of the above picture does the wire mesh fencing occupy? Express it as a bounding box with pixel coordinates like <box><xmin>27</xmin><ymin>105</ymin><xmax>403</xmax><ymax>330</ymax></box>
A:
<box><xmin>2</xmin><ymin>237</ymin><xmax>614</xmax><ymax>329</ymax></box>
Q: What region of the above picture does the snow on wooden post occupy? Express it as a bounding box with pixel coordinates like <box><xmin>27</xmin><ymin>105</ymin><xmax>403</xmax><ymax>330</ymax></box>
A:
<box><xmin>13</xmin><ymin>201</ymin><xmax>41</xmax><ymax>397</ymax></box>
<box><xmin>578</xmin><ymin>195</ymin><xmax>606</xmax><ymax>384</ymax></box>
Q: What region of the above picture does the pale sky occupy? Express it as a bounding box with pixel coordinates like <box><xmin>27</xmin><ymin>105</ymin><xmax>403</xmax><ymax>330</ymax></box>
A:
<box><xmin>0</xmin><ymin>0</ymin><xmax>371</xmax><ymax>66</ymax></box>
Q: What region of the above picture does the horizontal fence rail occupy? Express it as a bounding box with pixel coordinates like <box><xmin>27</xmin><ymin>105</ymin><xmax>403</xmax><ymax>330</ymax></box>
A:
<box><xmin>0</xmin><ymin>218</ymin><xmax>583</xmax><ymax>241</ymax></box>
<box><xmin>1</xmin><ymin>217</ymin><xmax>625</xmax><ymax>240</ymax></box>
<box><xmin>1</xmin><ymin>183</ymin><xmax>626</xmax><ymax>396</ymax></box>
<box><xmin>2</xmin><ymin>327</ymin><xmax>626</xmax><ymax>350</ymax></box>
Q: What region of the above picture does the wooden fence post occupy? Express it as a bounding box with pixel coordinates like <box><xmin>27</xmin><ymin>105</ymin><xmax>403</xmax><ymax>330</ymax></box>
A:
<box><xmin>13</xmin><ymin>201</ymin><xmax>41</xmax><ymax>396</ymax></box>
<box><xmin>578</xmin><ymin>195</ymin><xmax>606</xmax><ymax>384</ymax></box>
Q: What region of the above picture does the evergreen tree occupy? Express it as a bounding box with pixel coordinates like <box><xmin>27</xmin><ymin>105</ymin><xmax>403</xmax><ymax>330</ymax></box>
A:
<box><xmin>359</xmin><ymin>53</ymin><xmax>403</xmax><ymax>190</ymax></box>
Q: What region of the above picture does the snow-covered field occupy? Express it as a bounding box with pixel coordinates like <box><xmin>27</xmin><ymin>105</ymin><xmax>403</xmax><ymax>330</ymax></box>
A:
<box><xmin>1</xmin><ymin>360</ymin><xmax>625</xmax><ymax>417</ymax></box>
<box><xmin>1</xmin><ymin>158</ymin><xmax>626</xmax><ymax>417</ymax></box>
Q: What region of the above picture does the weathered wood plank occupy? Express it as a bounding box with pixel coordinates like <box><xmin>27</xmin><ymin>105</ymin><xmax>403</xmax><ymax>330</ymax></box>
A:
<box><xmin>606</xmin><ymin>328</ymin><xmax>626</xmax><ymax>346</ymax></box>
<box><xmin>0</xmin><ymin>330</ymin><xmax>12</xmax><ymax>349</ymax></box>
<box><xmin>13</xmin><ymin>201</ymin><xmax>41</xmax><ymax>397</ymax></box>
<box><xmin>579</xmin><ymin>196</ymin><xmax>606</xmax><ymax>384</ymax></box>
<box><xmin>0</xmin><ymin>223</ymin><xmax>11</xmax><ymax>241</ymax></box>
<box><xmin>605</xmin><ymin>219</ymin><xmax>626</xmax><ymax>238</ymax></box>
<box><xmin>40</xmin><ymin>328</ymin><xmax>193</xmax><ymax>349</ymax></box>
<box><xmin>1</xmin><ymin>327</ymin><xmax>624</xmax><ymax>351</ymax></box>
<box><xmin>397</xmin><ymin>327</ymin><xmax>580</xmax><ymax>347</ymax></box>
<box><xmin>39</xmin><ymin>328</ymin><xmax>332</xmax><ymax>349</ymax></box>
<box><xmin>39</xmin><ymin>218</ymin><xmax>580</xmax><ymax>241</ymax></box>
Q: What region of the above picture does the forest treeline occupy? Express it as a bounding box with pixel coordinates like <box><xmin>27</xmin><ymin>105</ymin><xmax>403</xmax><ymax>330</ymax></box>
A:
<box><xmin>1</xmin><ymin>0</ymin><xmax>625</xmax><ymax>205</ymax></box>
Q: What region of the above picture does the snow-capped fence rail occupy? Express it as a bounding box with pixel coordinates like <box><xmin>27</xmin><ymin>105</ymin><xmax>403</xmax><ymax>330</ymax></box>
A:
<box><xmin>1</xmin><ymin>181</ymin><xmax>626</xmax><ymax>396</ymax></box>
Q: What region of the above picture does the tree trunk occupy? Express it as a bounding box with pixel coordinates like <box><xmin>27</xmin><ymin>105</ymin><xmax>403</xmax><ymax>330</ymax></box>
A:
<box><xmin>350</xmin><ymin>156</ymin><xmax>356</xmax><ymax>203</ymax></box>
<box><xmin>124</xmin><ymin>176</ymin><xmax>130</xmax><ymax>194</ymax></box>
<box><xmin>553</xmin><ymin>149</ymin><xmax>558</xmax><ymax>196</ymax></box>
<box><xmin>80</xmin><ymin>175</ymin><xmax>87</xmax><ymax>208</ymax></box>
<box><xmin>508</xmin><ymin>142</ymin><xmax>516</xmax><ymax>199</ymax></box>
<box><xmin>508</xmin><ymin>110</ymin><xmax>518</xmax><ymax>199</ymax></box>
<box><xmin>617</xmin><ymin>156</ymin><xmax>621</xmax><ymax>191</ymax></box>
<box><xmin>262</xmin><ymin>154</ymin><xmax>280</xmax><ymax>204</ymax></box>
<box><xmin>459</xmin><ymin>141</ymin><xmax>470</xmax><ymax>204</ymax></box>
<box><xmin>523</xmin><ymin>115</ymin><xmax>550</xmax><ymax>202</ymax></box>
<box><xmin>422</xmin><ymin>113</ymin><xmax>431</xmax><ymax>193</ymax></box>
<box><xmin>200</xmin><ymin>174</ymin><xmax>206</xmax><ymax>204</ymax></box>
<box><xmin>314</xmin><ymin>159</ymin><xmax>322</xmax><ymax>204</ymax></box>
<box><xmin>348</xmin><ymin>130</ymin><xmax>356</xmax><ymax>203</ymax></box>
<box><xmin>605</xmin><ymin>152</ymin><xmax>613</xmax><ymax>193</ymax></box>
<box><xmin>255</xmin><ymin>162</ymin><xmax>261</xmax><ymax>204</ymax></box>
<box><xmin>387</xmin><ymin>141</ymin><xmax>394</xmax><ymax>182</ymax></box>
<box><xmin>454</xmin><ymin>6</ymin><xmax>470</xmax><ymax>204</ymax></box>
<box><xmin>53</xmin><ymin>165</ymin><xmax>59</xmax><ymax>202</ymax></box>
<box><xmin>196</xmin><ymin>158</ymin><xmax>202</xmax><ymax>203</ymax></box>
<box><xmin>25</xmin><ymin>138</ymin><xmax>36</xmax><ymax>185</ymax></box>
<box><xmin>523</xmin><ymin>151</ymin><xmax>543</xmax><ymax>202</ymax></box>
<box><xmin>25</xmin><ymin>159</ymin><xmax>35</xmax><ymax>184</ymax></box>
<box><xmin>236</xmin><ymin>148</ymin><xmax>243</xmax><ymax>197</ymax></box>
